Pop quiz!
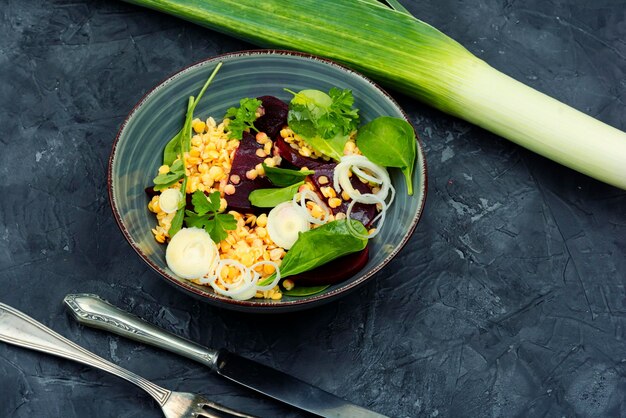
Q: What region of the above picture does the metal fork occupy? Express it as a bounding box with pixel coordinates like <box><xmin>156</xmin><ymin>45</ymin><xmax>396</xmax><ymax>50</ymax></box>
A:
<box><xmin>0</xmin><ymin>302</ymin><xmax>256</xmax><ymax>418</ymax></box>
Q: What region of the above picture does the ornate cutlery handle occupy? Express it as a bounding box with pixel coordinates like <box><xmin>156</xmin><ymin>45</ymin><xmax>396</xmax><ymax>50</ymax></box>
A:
<box><xmin>63</xmin><ymin>294</ymin><xmax>219</xmax><ymax>369</ymax></box>
<box><xmin>0</xmin><ymin>303</ymin><xmax>171</xmax><ymax>405</ymax></box>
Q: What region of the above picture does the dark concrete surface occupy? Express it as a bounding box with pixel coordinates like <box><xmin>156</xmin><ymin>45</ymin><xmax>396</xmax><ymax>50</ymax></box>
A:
<box><xmin>1</xmin><ymin>1</ymin><xmax>625</xmax><ymax>417</ymax></box>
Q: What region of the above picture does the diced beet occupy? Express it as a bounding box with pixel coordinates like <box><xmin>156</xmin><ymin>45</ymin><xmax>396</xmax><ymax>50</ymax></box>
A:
<box><xmin>254</xmin><ymin>96</ymin><xmax>289</xmax><ymax>139</ymax></box>
<box><xmin>225</xmin><ymin>131</ymin><xmax>272</xmax><ymax>212</ymax></box>
<box><xmin>275</xmin><ymin>137</ymin><xmax>377</xmax><ymax>227</ymax></box>
<box><xmin>287</xmin><ymin>246</ymin><xmax>370</xmax><ymax>287</ymax></box>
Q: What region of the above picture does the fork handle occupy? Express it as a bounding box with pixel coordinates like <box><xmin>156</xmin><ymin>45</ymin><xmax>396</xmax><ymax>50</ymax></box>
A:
<box><xmin>0</xmin><ymin>302</ymin><xmax>172</xmax><ymax>406</ymax></box>
<box><xmin>63</xmin><ymin>293</ymin><xmax>220</xmax><ymax>369</ymax></box>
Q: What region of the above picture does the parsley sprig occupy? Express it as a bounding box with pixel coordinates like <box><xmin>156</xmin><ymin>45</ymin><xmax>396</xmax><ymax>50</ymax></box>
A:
<box><xmin>286</xmin><ymin>88</ymin><xmax>359</xmax><ymax>138</ymax></box>
<box><xmin>286</xmin><ymin>88</ymin><xmax>359</xmax><ymax>160</ymax></box>
<box><xmin>184</xmin><ymin>191</ymin><xmax>237</xmax><ymax>243</ymax></box>
<box><xmin>224</xmin><ymin>97</ymin><xmax>262</xmax><ymax>140</ymax></box>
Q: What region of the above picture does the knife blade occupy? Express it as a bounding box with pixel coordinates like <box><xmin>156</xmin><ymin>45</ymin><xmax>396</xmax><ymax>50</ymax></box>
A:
<box><xmin>63</xmin><ymin>293</ymin><xmax>387</xmax><ymax>418</ymax></box>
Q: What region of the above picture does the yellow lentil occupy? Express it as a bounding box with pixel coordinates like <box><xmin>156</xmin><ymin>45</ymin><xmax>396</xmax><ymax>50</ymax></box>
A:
<box><xmin>148</xmin><ymin>113</ymin><xmax>287</xmax><ymax>301</ymax></box>
<box><xmin>224</xmin><ymin>184</ymin><xmax>236</xmax><ymax>195</ymax></box>
<box><xmin>328</xmin><ymin>197</ymin><xmax>342</xmax><ymax>208</ymax></box>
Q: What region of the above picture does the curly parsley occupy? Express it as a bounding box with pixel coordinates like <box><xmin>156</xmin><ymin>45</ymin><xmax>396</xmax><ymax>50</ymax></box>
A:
<box><xmin>224</xmin><ymin>97</ymin><xmax>262</xmax><ymax>140</ymax></box>
<box><xmin>285</xmin><ymin>88</ymin><xmax>359</xmax><ymax>160</ymax></box>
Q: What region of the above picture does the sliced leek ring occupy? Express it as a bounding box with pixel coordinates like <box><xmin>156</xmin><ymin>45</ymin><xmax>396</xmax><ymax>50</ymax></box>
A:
<box><xmin>159</xmin><ymin>188</ymin><xmax>182</xmax><ymax>213</ymax></box>
<box><xmin>267</xmin><ymin>201</ymin><xmax>310</xmax><ymax>250</ymax></box>
<box><xmin>165</xmin><ymin>227</ymin><xmax>218</xmax><ymax>279</ymax></box>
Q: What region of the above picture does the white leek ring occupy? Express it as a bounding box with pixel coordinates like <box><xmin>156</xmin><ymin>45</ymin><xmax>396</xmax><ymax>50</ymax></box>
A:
<box><xmin>159</xmin><ymin>188</ymin><xmax>182</xmax><ymax>213</ymax></box>
<box><xmin>267</xmin><ymin>201</ymin><xmax>310</xmax><ymax>250</ymax></box>
<box><xmin>251</xmin><ymin>261</ymin><xmax>282</xmax><ymax>291</ymax></box>
<box><xmin>333</xmin><ymin>155</ymin><xmax>392</xmax><ymax>205</ymax></box>
<box><xmin>346</xmin><ymin>193</ymin><xmax>387</xmax><ymax>239</ymax></box>
<box><xmin>294</xmin><ymin>189</ymin><xmax>330</xmax><ymax>225</ymax></box>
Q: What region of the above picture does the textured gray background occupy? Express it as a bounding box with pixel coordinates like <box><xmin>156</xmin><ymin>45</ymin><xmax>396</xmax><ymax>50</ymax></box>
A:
<box><xmin>1</xmin><ymin>1</ymin><xmax>625</xmax><ymax>417</ymax></box>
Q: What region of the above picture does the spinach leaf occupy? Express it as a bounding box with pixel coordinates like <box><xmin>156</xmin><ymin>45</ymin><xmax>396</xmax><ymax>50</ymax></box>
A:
<box><xmin>258</xmin><ymin>220</ymin><xmax>367</xmax><ymax>286</ymax></box>
<box><xmin>163</xmin><ymin>128</ymin><xmax>184</xmax><ymax>167</ymax></box>
<box><xmin>298</xmin><ymin>132</ymin><xmax>347</xmax><ymax>161</ymax></box>
<box><xmin>286</xmin><ymin>88</ymin><xmax>359</xmax><ymax>161</ymax></box>
<box><xmin>153</xmin><ymin>159</ymin><xmax>185</xmax><ymax>191</ymax></box>
<box><xmin>356</xmin><ymin>116</ymin><xmax>417</xmax><ymax>195</ymax></box>
<box><xmin>248</xmin><ymin>181</ymin><xmax>303</xmax><ymax>208</ymax></box>
<box><xmin>282</xmin><ymin>285</ymin><xmax>330</xmax><ymax>297</ymax></box>
<box><xmin>263</xmin><ymin>164</ymin><xmax>314</xmax><ymax>187</ymax></box>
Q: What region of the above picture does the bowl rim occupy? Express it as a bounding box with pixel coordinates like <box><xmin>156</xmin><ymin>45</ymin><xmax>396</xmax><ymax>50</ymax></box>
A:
<box><xmin>108</xmin><ymin>49</ymin><xmax>428</xmax><ymax>311</ymax></box>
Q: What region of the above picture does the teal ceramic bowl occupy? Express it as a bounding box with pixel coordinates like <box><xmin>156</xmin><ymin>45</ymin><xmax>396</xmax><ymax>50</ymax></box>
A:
<box><xmin>109</xmin><ymin>50</ymin><xmax>427</xmax><ymax>312</ymax></box>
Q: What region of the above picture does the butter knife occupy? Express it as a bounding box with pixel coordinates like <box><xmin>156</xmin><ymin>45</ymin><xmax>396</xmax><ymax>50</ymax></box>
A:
<box><xmin>63</xmin><ymin>293</ymin><xmax>387</xmax><ymax>418</ymax></box>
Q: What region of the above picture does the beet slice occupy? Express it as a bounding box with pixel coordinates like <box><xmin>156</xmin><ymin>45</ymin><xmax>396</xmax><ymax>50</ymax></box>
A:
<box><xmin>225</xmin><ymin>131</ymin><xmax>272</xmax><ymax>212</ymax></box>
<box><xmin>287</xmin><ymin>246</ymin><xmax>370</xmax><ymax>287</ymax></box>
<box><xmin>274</xmin><ymin>137</ymin><xmax>377</xmax><ymax>227</ymax></box>
<box><xmin>254</xmin><ymin>96</ymin><xmax>289</xmax><ymax>139</ymax></box>
<box><xmin>274</xmin><ymin>136</ymin><xmax>327</xmax><ymax>170</ymax></box>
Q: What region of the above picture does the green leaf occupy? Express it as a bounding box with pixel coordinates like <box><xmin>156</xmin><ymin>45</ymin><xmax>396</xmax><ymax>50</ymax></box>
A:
<box><xmin>191</xmin><ymin>191</ymin><xmax>212</xmax><ymax>215</ymax></box>
<box><xmin>248</xmin><ymin>181</ymin><xmax>303</xmax><ymax>208</ymax></box>
<box><xmin>160</xmin><ymin>63</ymin><xmax>224</xmax><ymax>240</ymax></box>
<box><xmin>224</xmin><ymin>97</ymin><xmax>262</xmax><ymax>140</ymax></box>
<box><xmin>356</xmin><ymin>116</ymin><xmax>417</xmax><ymax>195</ymax></box>
<box><xmin>153</xmin><ymin>172</ymin><xmax>183</xmax><ymax>186</ymax></box>
<box><xmin>184</xmin><ymin>190</ymin><xmax>235</xmax><ymax>243</ymax></box>
<box><xmin>215</xmin><ymin>213</ymin><xmax>238</xmax><ymax>230</ymax></box>
<box><xmin>193</xmin><ymin>190</ymin><xmax>221</xmax><ymax>214</ymax></box>
<box><xmin>163</xmin><ymin>129</ymin><xmax>184</xmax><ymax>166</ymax></box>
<box><xmin>163</xmin><ymin>62</ymin><xmax>222</xmax><ymax>166</ymax></box>
<box><xmin>153</xmin><ymin>159</ymin><xmax>185</xmax><ymax>189</ymax></box>
<box><xmin>208</xmin><ymin>191</ymin><xmax>221</xmax><ymax>211</ymax></box>
<box><xmin>184</xmin><ymin>210</ymin><xmax>211</xmax><ymax>229</ymax></box>
<box><xmin>279</xmin><ymin>219</ymin><xmax>367</xmax><ymax>277</ymax></box>
<box><xmin>282</xmin><ymin>285</ymin><xmax>330</xmax><ymax>297</ymax></box>
<box><xmin>211</xmin><ymin>213</ymin><xmax>238</xmax><ymax>242</ymax></box>
<box><xmin>301</xmin><ymin>132</ymin><xmax>347</xmax><ymax>161</ymax></box>
<box><xmin>258</xmin><ymin>220</ymin><xmax>367</xmax><ymax>286</ymax></box>
<box><xmin>263</xmin><ymin>164</ymin><xmax>314</xmax><ymax>187</ymax></box>
<box><xmin>286</xmin><ymin>88</ymin><xmax>359</xmax><ymax>160</ymax></box>
<box><xmin>168</xmin><ymin>209</ymin><xmax>185</xmax><ymax>237</ymax></box>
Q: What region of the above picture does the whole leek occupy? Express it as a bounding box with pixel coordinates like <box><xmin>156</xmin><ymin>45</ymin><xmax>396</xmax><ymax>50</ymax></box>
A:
<box><xmin>123</xmin><ymin>0</ymin><xmax>626</xmax><ymax>189</ymax></box>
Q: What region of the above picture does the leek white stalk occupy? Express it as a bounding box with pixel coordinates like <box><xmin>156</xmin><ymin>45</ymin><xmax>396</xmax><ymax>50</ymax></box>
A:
<box><xmin>124</xmin><ymin>0</ymin><xmax>626</xmax><ymax>189</ymax></box>
<box><xmin>454</xmin><ymin>61</ymin><xmax>626</xmax><ymax>187</ymax></box>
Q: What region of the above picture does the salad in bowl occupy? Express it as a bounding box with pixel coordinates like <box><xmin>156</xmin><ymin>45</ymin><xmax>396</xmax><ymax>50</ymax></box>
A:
<box><xmin>146</xmin><ymin>63</ymin><xmax>417</xmax><ymax>301</ymax></box>
<box><xmin>109</xmin><ymin>51</ymin><xmax>426</xmax><ymax>311</ymax></box>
